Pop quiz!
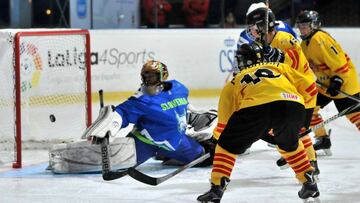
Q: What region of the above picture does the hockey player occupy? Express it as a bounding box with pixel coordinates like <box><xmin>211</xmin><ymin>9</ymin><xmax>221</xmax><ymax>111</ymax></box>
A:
<box><xmin>231</xmin><ymin>2</ymin><xmax>319</xmax><ymax>173</ymax></box>
<box><xmin>198</xmin><ymin>43</ymin><xmax>320</xmax><ymax>203</ymax></box>
<box><xmin>296</xmin><ymin>10</ymin><xmax>360</xmax><ymax>155</ymax></box>
<box><xmin>237</xmin><ymin>2</ymin><xmax>298</xmax><ymax>48</ymax></box>
<box><xmin>48</xmin><ymin>60</ymin><xmax>217</xmax><ymax>174</ymax></box>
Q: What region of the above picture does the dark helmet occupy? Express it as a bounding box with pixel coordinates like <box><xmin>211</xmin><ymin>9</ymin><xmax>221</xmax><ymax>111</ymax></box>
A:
<box><xmin>141</xmin><ymin>60</ymin><xmax>169</xmax><ymax>95</ymax></box>
<box><xmin>296</xmin><ymin>10</ymin><xmax>321</xmax><ymax>28</ymax></box>
<box><xmin>246</xmin><ymin>7</ymin><xmax>277</xmax><ymax>31</ymax></box>
<box><xmin>234</xmin><ymin>43</ymin><xmax>264</xmax><ymax>72</ymax></box>
<box><xmin>296</xmin><ymin>10</ymin><xmax>321</xmax><ymax>40</ymax></box>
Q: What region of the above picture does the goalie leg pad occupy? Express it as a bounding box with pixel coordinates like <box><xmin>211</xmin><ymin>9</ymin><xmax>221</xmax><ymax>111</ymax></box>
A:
<box><xmin>48</xmin><ymin>137</ymin><xmax>136</xmax><ymax>174</ymax></box>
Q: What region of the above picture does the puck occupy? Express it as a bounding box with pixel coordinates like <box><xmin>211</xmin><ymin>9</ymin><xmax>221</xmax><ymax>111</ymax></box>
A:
<box><xmin>49</xmin><ymin>114</ymin><xmax>56</xmax><ymax>122</ymax></box>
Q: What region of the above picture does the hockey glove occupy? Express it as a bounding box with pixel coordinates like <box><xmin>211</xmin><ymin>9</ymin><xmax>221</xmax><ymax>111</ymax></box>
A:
<box><xmin>326</xmin><ymin>75</ymin><xmax>343</xmax><ymax>97</ymax></box>
<box><xmin>263</xmin><ymin>45</ymin><xmax>285</xmax><ymax>63</ymax></box>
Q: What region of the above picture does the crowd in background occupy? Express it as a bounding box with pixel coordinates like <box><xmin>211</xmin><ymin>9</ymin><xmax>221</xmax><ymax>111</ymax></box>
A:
<box><xmin>141</xmin><ymin>0</ymin><xmax>318</xmax><ymax>28</ymax></box>
<box><xmin>1</xmin><ymin>0</ymin><xmax>359</xmax><ymax>29</ymax></box>
<box><xmin>141</xmin><ymin>0</ymin><xmax>360</xmax><ymax>28</ymax></box>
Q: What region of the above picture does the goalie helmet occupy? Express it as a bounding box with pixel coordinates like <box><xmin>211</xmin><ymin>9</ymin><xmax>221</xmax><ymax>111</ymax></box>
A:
<box><xmin>296</xmin><ymin>10</ymin><xmax>321</xmax><ymax>40</ymax></box>
<box><xmin>234</xmin><ymin>43</ymin><xmax>264</xmax><ymax>73</ymax></box>
<box><xmin>141</xmin><ymin>60</ymin><xmax>169</xmax><ymax>95</ymax></box>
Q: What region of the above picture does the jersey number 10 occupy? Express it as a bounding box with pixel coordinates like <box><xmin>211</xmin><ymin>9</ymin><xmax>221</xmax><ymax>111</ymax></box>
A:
<box><xmin>240</xmin><ymin>68</ymin><xmax>280</xmax><ymax>84</ymax></box>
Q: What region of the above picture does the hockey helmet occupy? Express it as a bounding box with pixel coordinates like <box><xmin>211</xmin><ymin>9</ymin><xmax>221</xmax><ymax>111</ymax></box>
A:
<box><xmin>296</xmin><ymin>10</ymin><xmax>321</xmax><ymax>40</ymax></box>
<box><xmin>246</xmin><ymin>4</ymin><xmax>277</xmax><ymax>32</ymax></box>
<box><xmin>141</xmin><ymin>60</ymin><xmax>169</xmax><ymax>95</ymax></box>
<box><xmin>234</xmin><ymin>43</ymin><xmax>264</xmax><ymax>72</ymax></box>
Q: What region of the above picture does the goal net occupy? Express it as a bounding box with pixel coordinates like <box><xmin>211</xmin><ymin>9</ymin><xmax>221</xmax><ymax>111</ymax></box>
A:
<box><xmin>0</xmin><ymin>30</ymin><xmax>92</xmax><ymax>168</ymax></box>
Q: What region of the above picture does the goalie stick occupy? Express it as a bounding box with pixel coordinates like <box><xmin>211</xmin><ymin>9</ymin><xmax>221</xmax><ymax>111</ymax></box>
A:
<box><xmin>299</xmin><ymin>102</ymin><xmax>360</xmax><ymax>137</ymax></box>
<box><xmin>127</xmin><ymin>153</ymin><xmax>211</xmax><ymax>186</ymax></box>
<box><xmin>96</xmin><ymin>89</ymin><xmax>128</xmax><ymax>181</ymax></box>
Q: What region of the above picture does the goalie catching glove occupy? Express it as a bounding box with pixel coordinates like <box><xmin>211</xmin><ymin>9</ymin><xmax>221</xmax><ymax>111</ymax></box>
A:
<box><xmin>81</xmin><ymin>105</ymin><xmax>123</xmax><ymax>139</ymax></box>
<box><xmin>186</xmin><ymin>109</ymin><xmax>218</xmax><ymax>142</ymax></box>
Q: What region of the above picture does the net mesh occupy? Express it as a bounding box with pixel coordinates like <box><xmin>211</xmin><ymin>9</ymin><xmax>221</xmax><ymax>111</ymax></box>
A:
<box><xmin>0</xmin><ymin>31</ymin><xmax>90</xmax><ymax>165</ymax></box>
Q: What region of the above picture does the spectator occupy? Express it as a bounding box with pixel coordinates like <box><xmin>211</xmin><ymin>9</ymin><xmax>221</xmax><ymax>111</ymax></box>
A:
<box><xmin>144</xmin><ymin>0</ymin><xmax>172</xmax><ymax>28</ymax></box>
<box><xmin>224</xmin><ymin>12</ymin><xmax>239</xmax><ymax>28</ymax></box>
<box><xmin>182</xmin><ymin>0</ymin><xmax>210</xmax><ymax>28</ymax></box>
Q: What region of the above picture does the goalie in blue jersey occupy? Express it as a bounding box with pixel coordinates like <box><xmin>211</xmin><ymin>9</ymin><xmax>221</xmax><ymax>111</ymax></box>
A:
<box><xmin>48</xmin><ymin>60</ymin><xmax>217</xmax><ymax>174</ymax></box>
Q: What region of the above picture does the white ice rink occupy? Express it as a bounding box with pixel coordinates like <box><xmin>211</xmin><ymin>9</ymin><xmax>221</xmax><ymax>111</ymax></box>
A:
<box><xmin>1</xmin><ymin>98</ymin><xmax>360</xmax><ymax>203</ymax></box>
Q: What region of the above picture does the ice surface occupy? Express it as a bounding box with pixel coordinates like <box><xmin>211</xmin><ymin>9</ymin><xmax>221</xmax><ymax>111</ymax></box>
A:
<box><xmin>1</xmin><ymin>98</ymin><xmax>359</xmax><ymax>203</ymax></box>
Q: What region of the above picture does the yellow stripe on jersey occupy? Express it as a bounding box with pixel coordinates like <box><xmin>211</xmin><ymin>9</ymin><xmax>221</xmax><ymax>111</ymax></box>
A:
<box><xmin>301</xmin><ymin>30</ymin><xmax>360</xmax><ymax>98</ymax></box>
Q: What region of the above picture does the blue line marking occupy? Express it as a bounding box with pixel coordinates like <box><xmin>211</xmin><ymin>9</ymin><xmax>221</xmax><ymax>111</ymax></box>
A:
<box><xmin>0</xmin><ymin>163</ymin><xmax>101</xmax><ymax>178</ymax></box>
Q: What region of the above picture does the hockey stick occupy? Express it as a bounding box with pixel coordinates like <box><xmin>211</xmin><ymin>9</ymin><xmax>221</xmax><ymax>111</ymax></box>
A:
<box><xmin>316</xmin><ymin>81</ymin><xmax>360</xmax><ymax>103</ymax></box>
<box><xmin>96</xmin><ymin>89</ymin><xmax>128</xmax><ymax>181</ymax></box>
<box><xmin>262</xmin><ymin>0</ymin><xmax>269</xmax><ymax>46</ymax></box>
<box><xmin>127</xmin><ymin>153</ymin><xmax>211</xmax><ymax>186</ymax></box>
<box><xmin>299</xmin><ymin>102</ymin><xmax>360</xmax><ymax>137</ymax></box>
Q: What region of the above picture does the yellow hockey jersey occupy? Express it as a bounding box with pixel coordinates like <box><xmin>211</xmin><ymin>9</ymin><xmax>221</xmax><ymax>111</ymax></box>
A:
<box><xmin>213</xmin><ymin>80</ymin><xmax>236</xmax><ymax>139</ymax></box>
<box><xmin>271</xmin><ymin>31</ymin><xmax>317</xmax><ymax>108</ymax></box>
<box><xmin>301</xmin><ymin>30</ymin><xmax>360</xmax><ymax>98</ymax></box>
<box><xmin>270</xmin><ymin>30</ymin><xmax>300</xmax><ymax>52</ymax></box>
<box><xmin>213</xmin><ymin>62</ymin><xmax>317</xmax><ymax>140</ymax></box>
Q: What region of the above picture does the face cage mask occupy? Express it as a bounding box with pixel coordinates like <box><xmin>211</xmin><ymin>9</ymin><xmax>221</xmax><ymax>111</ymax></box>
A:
<box><xmin>141</xmin><ymin>72</ymin><xmax>164</xmax><ymax>95</ymax></box>
<box><xmin>140</xmin><ymin>84</ymin><xmax>164</xmax><ymax>95</ymax></box>
<box><xmin>296</xmin><ymin>22</ymin><xmax>314</xmax><ymax>40</ymax></box>
<box><xmin>245</xmin><ymin>24</ymin><xmax>261</xmax><ymax>42</ymax></box>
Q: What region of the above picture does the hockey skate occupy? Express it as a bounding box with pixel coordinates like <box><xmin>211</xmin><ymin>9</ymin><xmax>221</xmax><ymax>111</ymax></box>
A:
<box><xmin>276</xmin><ymin>157</ymin><xmax>289</xmax><ymax>169</ymax></box>
<box><xmin>298</xmin><ymin>171</ymin><xmax>321</xmax><ymax>203</ymax></box>
<box><xmin>314</xmin><ymin>135</ymin><xmax>332</xmax><ymax>156</ymax></box>
<box><xmin>197</xmin><ymin>177</ymin><xmax>230</xmax><ymax>203</ymax></box>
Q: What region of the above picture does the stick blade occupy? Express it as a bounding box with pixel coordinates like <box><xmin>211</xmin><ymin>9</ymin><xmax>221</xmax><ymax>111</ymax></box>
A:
<box><xmin>127</xmin><ymin>167</ymin><xmax>159</xmax><ymax>186</ymax></box>
<box><xmin>347</xmin><ymin>103</ymin><xmax>360</xmax><ymax>115</ymax></box>
<box><xmin>102</xmin><ymin>170</ymin><xmax>128</xmax><ymax>181</ymax></box>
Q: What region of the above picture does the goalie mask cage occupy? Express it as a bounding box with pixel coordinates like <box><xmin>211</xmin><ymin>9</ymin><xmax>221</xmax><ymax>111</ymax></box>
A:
<box><xmin>0</xmin><ymin>30</ymin><xmax>92</xmax><ymax>168</ymax></box>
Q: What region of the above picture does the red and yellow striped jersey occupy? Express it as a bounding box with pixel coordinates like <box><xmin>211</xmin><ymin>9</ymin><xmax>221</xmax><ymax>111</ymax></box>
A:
<box><xmin>271</xmin><ymin>31</ymin><xmax>317</xmax><ymax>108</ymax></box>
<box><xmin>301</xmin><ymin>30</ymin><xmax>360</xmax><ymax>98</ymax></box>
<box><xmin>213</xmin><ymin>81</ymin><xmax>235</xmax><ymax>140</ymax></box>
<box><xmin>213</xmin><ymin>62</ymin><xmax>317</xmax><ymax>140</ymax></box>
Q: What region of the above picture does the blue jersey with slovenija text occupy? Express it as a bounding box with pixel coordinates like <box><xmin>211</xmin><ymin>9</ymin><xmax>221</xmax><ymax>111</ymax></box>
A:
<box><xmin>115</xmin><ymin>80</ymin><xmax>189</xmax><ymax>151</ymax></box>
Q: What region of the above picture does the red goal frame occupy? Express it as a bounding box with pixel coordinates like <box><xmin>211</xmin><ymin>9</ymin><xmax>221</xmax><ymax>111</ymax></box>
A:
<box><xmin>13</xmin><ymin>30</ymin><xmax>92</xmax><ymax>168</ymax></box>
